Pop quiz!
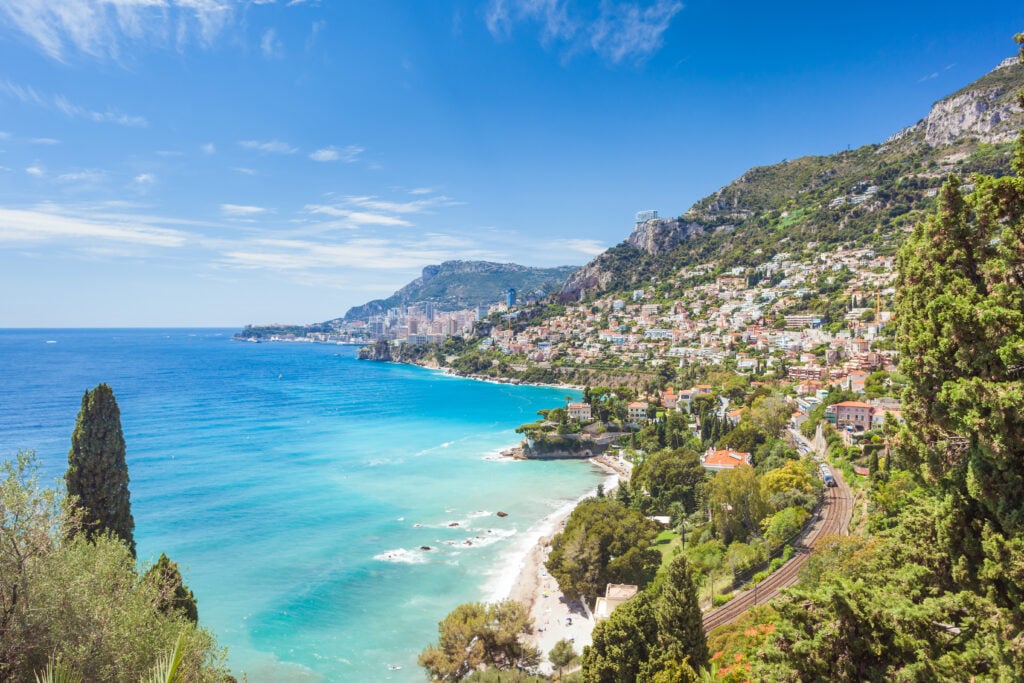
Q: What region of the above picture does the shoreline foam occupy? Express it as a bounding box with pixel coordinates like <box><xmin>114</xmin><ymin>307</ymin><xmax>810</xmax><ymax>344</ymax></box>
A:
<box><xmin>490</xmin><ymin>458</ymin><xmax>624</xmax><ymax>672</ymax></box>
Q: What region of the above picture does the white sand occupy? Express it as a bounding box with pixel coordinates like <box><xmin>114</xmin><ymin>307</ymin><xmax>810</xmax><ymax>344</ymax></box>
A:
<box><xmin>505</xmin><ymin>457</ymin><xmax>630</xmax><ymax>674</ymax></box>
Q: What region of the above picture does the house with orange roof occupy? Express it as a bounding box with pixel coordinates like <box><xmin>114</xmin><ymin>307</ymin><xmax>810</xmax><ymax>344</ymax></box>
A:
<box><xmin>700</xmin><ymin>447</ymin><xmax>753</xmax><ymax>471</ymax></box>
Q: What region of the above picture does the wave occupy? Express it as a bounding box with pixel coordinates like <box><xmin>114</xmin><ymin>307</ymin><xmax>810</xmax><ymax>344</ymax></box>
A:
<box><xmin>440</xmin><ymin>527</ymin><xmax>516</xmax><ymax>550</ymax></box>
<box><xmin>373</xmin><ymin>548</ymin><xmax>429</xmax><ymax>564</ymax></box>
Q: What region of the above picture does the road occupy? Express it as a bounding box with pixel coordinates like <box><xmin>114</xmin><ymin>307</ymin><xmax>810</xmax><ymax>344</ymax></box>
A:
<box><xmin>701</xmin><ymin>461</ymin><xmax>854</xmax><ymax>633</ymax></box>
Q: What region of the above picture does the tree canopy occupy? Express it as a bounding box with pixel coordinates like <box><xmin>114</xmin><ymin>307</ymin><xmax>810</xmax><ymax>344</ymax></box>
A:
<box><xmin>545</xmin><ymin>498</ymin><xmax>660</xmax><ymax>604</ymax></box>
<box><xmin>418</xmin><ymin>600</ymin><xmax>540</xmax><ymax>682</ymax></box>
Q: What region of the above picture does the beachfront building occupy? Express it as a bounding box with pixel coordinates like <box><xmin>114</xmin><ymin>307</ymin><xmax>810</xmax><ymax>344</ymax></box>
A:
<box><xmin>594</xmin><ymin>583</ymin><xmax>639</xmax><ymax>622</ymax></box>
<box><xmin>567</xmin><ymin>402</ymin><xmax>592</xmax><ymax>421</ymax></box>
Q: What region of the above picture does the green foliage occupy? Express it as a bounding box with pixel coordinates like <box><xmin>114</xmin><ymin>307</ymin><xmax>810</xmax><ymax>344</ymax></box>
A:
<box><xmin>144</xmin><ymin>553</ymin><xmax>199</xmax><ymax>624</ymax></box>
<box><xmin>580</xmin><ymin>555</ymin><xmax>707</xmax><ymax>682</ymax></box>
<box><xmin>630</xmin><ymin>448</ymin><xmax>705</xmax><ymax>516</ymax></box>
<box><xmin>760</xmin><ymin>507</ymin><xmax>810</xmax><ymax>549</ymax></box>
<box><xmin>419</xmin><ymin>600</ymin><xmax>540</xmax><ymax>682</ymax></box>
<box><xmin>0</xmin><ymin>453</ymin><xmax>227</xmax><ymax>682</ymax></box>
<box><xmin>894</xmin><ymin>143</ymin><xmax>1024</xmax><ymax>609</ymax></box>
<box><xmin>66</xmin><ymin>383</ymin><xmax>136</xmax><ymax>556</ymax></box>
<box><xmin>548</xmin><ymin>638</ymin><xmax>578</xmax><ymax>677</ymax></box>
<box><xmin>546</xmin><ymin>498</ymin><xmax>661</xmax><ymax>604</ymax></box>
<box><xmin>706</xmin><ymin>466</ymin><xmax>767</xmax><ymax>545</ymax></box>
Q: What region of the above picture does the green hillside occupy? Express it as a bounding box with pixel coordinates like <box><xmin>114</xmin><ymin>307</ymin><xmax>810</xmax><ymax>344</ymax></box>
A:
<box><xmin>341</xmin><ymin>260</ymin><xmax>578</xmax><ymax>321</ymax></box>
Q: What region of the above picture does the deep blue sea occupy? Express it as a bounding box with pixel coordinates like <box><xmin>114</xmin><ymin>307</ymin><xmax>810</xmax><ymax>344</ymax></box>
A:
<box><xmin>0</xmin><ymin>329</ymin><xmax>604</xmax><ymax>681</ymax></box>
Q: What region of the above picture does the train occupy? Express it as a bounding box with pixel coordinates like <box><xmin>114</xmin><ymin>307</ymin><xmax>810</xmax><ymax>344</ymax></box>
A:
<box><xmin>819</xmin><ymin>463</ymin><xmax>837</xmax><ymax>488</ymax></box>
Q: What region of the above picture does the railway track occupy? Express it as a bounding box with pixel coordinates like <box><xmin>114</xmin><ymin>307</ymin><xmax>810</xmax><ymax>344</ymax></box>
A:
<box><xmin>701</xmin><ymin>468</ymin><xmax>854</xmax><ymax>633</ymax></box>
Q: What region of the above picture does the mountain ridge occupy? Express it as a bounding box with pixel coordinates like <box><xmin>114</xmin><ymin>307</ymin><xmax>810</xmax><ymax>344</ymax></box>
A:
<box><xmin>559</xmin><ymin>55</ymin><xmax>1024</xmax><ymax>302</ymax></box>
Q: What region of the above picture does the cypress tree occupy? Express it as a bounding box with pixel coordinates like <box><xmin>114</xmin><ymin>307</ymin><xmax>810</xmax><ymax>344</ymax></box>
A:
<box><xmin>144</xmin><ymin>553</ymin><xmax>199</xmax><ymax>623</ymax></box>
<box><xmin>654</xmin><ymin>555</ymin><xmax>709</xmax><ymax>671</ymax></box>
<box><xmin>66</xmin><ymin>383</ymin><xmax>136</xmax><ymax>556</ymax></box>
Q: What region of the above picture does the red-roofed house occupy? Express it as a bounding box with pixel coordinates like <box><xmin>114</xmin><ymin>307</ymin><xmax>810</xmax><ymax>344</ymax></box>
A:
<box><xmin>701</xmin><ymin>447</ymin><xmax>753</xmax><ymax>471</ymax></box>
<box><xmin>661</xmin><ymin>387</ymin><xmax>680</xmax><ymax>410</ymax></box>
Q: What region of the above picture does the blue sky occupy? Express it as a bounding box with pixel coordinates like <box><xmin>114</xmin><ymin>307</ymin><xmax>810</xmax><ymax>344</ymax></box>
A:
<box><xmin>0</xmin><ymin>1</ymin><xmax>1021</xmax><ymax>327</ymax></box>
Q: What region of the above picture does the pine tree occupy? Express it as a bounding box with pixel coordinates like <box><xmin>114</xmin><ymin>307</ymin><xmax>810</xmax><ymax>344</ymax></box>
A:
<box><xmin>66</xmin><ymin>383</ymin><xmax>136</xmax><ymax>557</ymax></box>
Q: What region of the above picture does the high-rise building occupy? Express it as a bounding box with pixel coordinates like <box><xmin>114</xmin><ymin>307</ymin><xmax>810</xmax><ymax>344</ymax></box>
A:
<box><xmin>506</xmin><ymin>288</ymin><xmax>516</xmax><ymax>307</ymax></box>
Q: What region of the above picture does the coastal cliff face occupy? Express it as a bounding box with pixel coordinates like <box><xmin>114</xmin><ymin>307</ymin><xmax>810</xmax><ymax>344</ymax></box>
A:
<box><xmin>625</xmin><ymin>217</ymin><xmax>697</xmax><ymax>256</ymax></box>
<box><xmin>924</xmin><ymin>57</ymin><xmax>1023</xmax><ymax>146</ymax></box>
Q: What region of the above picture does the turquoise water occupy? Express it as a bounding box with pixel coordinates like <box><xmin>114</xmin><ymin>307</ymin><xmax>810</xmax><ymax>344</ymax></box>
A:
<box><xmin>0</xmin><ymin>329</ymin><xmax>603</xmax><ymax>681</ymax></box>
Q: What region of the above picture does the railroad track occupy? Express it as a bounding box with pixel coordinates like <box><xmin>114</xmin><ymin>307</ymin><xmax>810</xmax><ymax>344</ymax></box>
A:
<box><xmin>701</xmin><ymin>469</ymin><xmax>854</xmax><ymax>633</ymax></box>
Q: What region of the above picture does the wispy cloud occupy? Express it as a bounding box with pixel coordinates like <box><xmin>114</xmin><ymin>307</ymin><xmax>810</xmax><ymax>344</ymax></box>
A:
<box><xmin>0</xmin><ymin>204</ymin><xmax>188</xmax><ymax>248</ymax></box>
<box><xmin>344</xmin><ymin>194</ymin><xmax>460</xmax><ymax>214</ymax></box>
<box><xmin>485</xmin><ymin>0</ymin><xmax>682</xmax><ymax>64</ymax></box>
<box><xmin>0</xmin><ymin>0</ymin><xmax>241</xmax><ymax>63</ymax></box>
<box><xmin>549</xmin><ymin>237</ymin><xmax>606</xmax><ymax>256</ymax></box>
<box><xmin>261</xmin><ymin>27</ymin><xmax>283</xmax><ymax>58</ymax></box>
<box><xmin>218</xmin><ymin>235</ymin><xmax>493</xmax><ymax>272</ymax></box>
<box><xmin>305</xmin><ymin>205</ymin><xmax>413</xmax><ymax>227</ymax></box>
<box><xmin>0</xmin><ymin>80</ymin><xmax>147</xmax><ymax>127</ymax></box>
<box><xmin>133</xmin><ymin>173</ymin><xmax>156</xmax><ymax>185</ymax></box>
<box><xmin>29</xmin><ymin>137</ymin><xmax>60</xmax><ymax>145</ymax></box>
<box><xmin>239</xmin><ymin>139</ymin><xmax>297</xmax><ymax>154</ymax></box>
<box><xmin>309</xmin><ymin>144</ymin><xmax>363</xmax><ymax>162</ymax></box>
<box><xmin>25</xmin><ymin>165</ymin><xmax>44</xmax><ymax>177</ymax></box>
<box><xmin>221</xmin><ymin>203</ymin><xmax>269</xmax><ymax>216</ymax></box>
<box><xmin>232</xmin><ymin>166</ymin><xmax>257</xmax><ymax>175</ymax></box>
<box><xmin>201</xmin><ymin>142</ymin><xmax>216</xmax><ymax>155</ymax></box>
<box><xmin>57</xmin><ymin>169</ymin><xmax>107</xmax><ymax>183</ymax></box>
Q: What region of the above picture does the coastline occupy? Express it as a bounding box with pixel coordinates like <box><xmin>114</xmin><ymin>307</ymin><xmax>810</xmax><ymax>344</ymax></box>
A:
<box><xmin>500</xmin><ymin>455</ymin><xmax>632</xmax><ymax>672</ymax></box>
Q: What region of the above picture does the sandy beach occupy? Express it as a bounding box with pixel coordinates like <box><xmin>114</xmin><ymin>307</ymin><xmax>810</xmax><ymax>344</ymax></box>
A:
<box><xmin>506</xmin><ymin>455</ymin><xmax>633</xmax><ymax>674</ymax></box>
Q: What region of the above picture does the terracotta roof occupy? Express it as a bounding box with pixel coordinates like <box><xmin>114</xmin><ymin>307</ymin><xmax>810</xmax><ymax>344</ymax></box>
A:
<box><xmin>702</xmin><ymin>448</ymin><xmax>752</xmax><ymax>469</ymax></box>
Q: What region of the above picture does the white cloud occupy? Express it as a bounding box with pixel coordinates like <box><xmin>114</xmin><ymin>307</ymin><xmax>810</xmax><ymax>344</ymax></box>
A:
<box><xmin>305</xmin><ymin>204</ymin><xmax>413</xmax><ymax>227</ymax></box>
<box><xmin>232</xmin><ymin>167</ymin><xmax>257</xmax><ymax>175</ymax></box>
<box><xmin>134</xmin><ymin>173</ymin><xmax>156</xmax><ymax>185</ymax></box>
<box><xmin>485</xmin><ymin>0</ymin><xmax>682</xmax><ymax>64</ymax></box>
<box><xmin>0</xmin><ymin>131</ymin><xmax>9</xmax><ymax>140</ymax></box>
<box><xmin>549</xmin><ymin>237</ymin><xmax>606</xmax><ymax>256</ymax></box>
<box><xmin>0</xmin><ymin>205</ymin><xmax>188</xmax><ymax>248</ymax></box>
<box><xmin>218</xmin><ymin>235</ymin><xmax>492</xmax><ymax>272</ymax></box>
<box><xmin>201</xmin><ymin>142</ymin><xmax>216</xmax><ymax>155</ymax></box>
<box><xmin>29</xmin><ymin>137</ymin><xmax>61</xmax><ymax>145</ymax></box>
<box><xmin>221</xmin><ymin>203</ymin><xmax>268</xmax><ymax>216</ymax></box>
<box><xmin>344</xmin><ymin>194</ymin><xmax>460</xmax><ymax>214</ymax></box>
<box><xmin>409</xmin><ymin>187</ymin><xmax>434</xmax><ymax>195</ymax></box>
<box><xmin>239</xmin><ymin>139</ymin><xmax>297</xmax><ymax>154</ymax></box>
<box><xmin>0</xmin><ymin>80</ymin><xmax>147</xmax><ymax>127</ymax></box>
<box><xmin>0</xmin><ymin>0</ymin><xmax>241</xmax><ymax>63</ymax></box>
<box><xmin>57</xmin><ymin>169</ymin><xmax>107</xmax><ymax>183</ymax></box>
<box><xmin>26</xmin><ymin>165</ymin><xmax>44</xmax><ymax>177</ymax></box>
<box><xmin>309</xmin><ymin>144</ymin><xmax>363</xmax><ymax>162</ymax></box>
<box><xmin>261</xmin><ymin>27</ymin><xmax>283</xmax><ymax>58</ymax></box>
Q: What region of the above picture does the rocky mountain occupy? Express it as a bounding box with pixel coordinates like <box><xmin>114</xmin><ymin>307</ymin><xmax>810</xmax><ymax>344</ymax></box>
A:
<box><xmin>560</xmin><ymin>54</ymin><xmax>1024</xmax><ymax>302</ymax></box>
<box><xmin>341</xmin><ymin>260</ymin><xmax>578</xmax><ymax>321</ymax></box>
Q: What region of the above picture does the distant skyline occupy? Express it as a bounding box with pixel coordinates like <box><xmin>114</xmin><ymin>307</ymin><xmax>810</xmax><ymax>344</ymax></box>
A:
<box><xmin>0</xmin><ymin>1</ymin><xmax>1021</xmax><ymax>327</ymax></box>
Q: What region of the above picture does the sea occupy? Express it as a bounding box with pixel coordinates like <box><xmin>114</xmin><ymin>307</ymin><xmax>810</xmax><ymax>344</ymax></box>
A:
<box><xmin>0</xmin><ymin>328</ymin><xmax>606</xmax><ymax>681</ymax></box>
